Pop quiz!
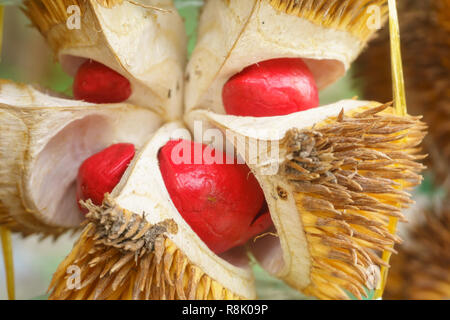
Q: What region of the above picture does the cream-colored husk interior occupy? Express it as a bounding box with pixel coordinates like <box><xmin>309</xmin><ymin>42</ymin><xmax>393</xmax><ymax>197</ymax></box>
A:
<box><xmin>110</xmin><ymin>122</ymin><xmax>256</xmax><ymax>299</ymax></box>
<box><xmin>185</xmin><ymin>99</ymin><xmax>372</xmax><ymax>290</ymax></box>
<box><xmin>0</xmin><ymin>81</ymin><xmax>162</xmax><ymax>230</ymax></box>
<box><xmin>185</xmin><ymin>0</ymin><xmax>362</xmax><ymax>115</ymax></box>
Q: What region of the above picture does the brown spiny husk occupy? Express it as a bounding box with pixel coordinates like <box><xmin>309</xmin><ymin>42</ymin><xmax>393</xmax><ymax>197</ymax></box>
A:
<box><xmin>280</xmin><ymin>103</ymin><xmax>427</xmax><ymax>300</ymax></box>
<box><xmin>48</xmin><ymin>195</ymin><xmax>244</xmax><ymax>300</ymax></box>
<box><xmin>267</xmin><ymin>0</ymin><xmax>388</xmax><ymax>41</ymax></box>
<box><xmin>384</xmin><ymin>204</ymin><xmax>450</xmax><ymax>300</ymax></box>
<box><xmin>356</xmin><ymin>0</ymin><xmax>450</xmax><ymax>185</ymax></box>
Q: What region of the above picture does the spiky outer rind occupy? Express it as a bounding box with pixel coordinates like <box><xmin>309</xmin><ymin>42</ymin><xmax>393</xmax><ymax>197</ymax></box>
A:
<box><xmin>384</xmin><ymin>205</ymin><xmax>450</xmax><ymax>300</ymax></box>
<box><xmin>279</xmin><ymin>103</ymin><xmax>427</xmax><ymax>299</ymax></box>
<box><xmin>267</xmin><ymin>0</ymin><xmax>388</xmax><ymax>42</ymax></box>
<box><xmin>49</xmin><ymin>196</ymin><xmax>245</xmax><ymax>300</ymax></box>
<box><xmin>355</xmin><ymin>0</ymin><xmax>450</xmax><ymax>185</ymax></box>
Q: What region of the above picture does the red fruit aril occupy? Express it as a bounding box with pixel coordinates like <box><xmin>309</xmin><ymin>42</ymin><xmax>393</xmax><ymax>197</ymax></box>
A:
<box><xmin>73</xmin><ymin>60</ymin><xmax>132</xmax><ymax>103</ymax></box>
<box><xmin>76</xmin><ymin>143</ymin><xmax>135</xmax><ymax>214</ymax></box>
<box><xmin>158</xmin><ymin>139</ymin><xmax>273</xmax><ymax>255</ymax></box>
<box><xmin>222</xmin><ymin>58</ymin><xmax>319</xmax><ymax>117</ymax></box>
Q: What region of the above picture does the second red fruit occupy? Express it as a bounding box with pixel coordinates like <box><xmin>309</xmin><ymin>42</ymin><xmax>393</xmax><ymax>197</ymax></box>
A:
<box><xmin>159</xmin><ymin>140</ymin><xmax>273</xmax><ymax>255</ymax></box>
<box><xmin>222</xmin><ymin>58</ymin><xmax>319</xmax><ymax>117</ymax></box>
<box><xmin>73</xmin><ymin>60</ymin><xmax>132</xmax><ymax>104</ymax></box>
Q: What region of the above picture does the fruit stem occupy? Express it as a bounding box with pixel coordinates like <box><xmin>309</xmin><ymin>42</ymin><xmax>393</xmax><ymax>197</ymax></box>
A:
<box><xmin>375</xmin><ymin>0</ymin><xmax>406</xmax><ymax>300</ymax></box>
<box><xmin>1</xmin><ymin>227</ymin><xmax>15</xmax><ymax>300</ymax></box>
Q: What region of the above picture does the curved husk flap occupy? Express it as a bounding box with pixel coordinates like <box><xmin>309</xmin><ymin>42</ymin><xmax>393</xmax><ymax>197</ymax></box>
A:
<box><xmin>23</xmin><ymin>0</ymin><xmax>187</xmax><ymax>119</ymax></box>
<box><xmin>356</xmin><ymin>0</ymin><xmax>450</xmax><ymax>185</ymax></box>
<box><xmin>185</xmin><ymin>0</ymin><xmax>388</xmax><ymax>114</ymax></box>
<box><xmin>384</xmin><ymin>203</ymin><xmax>450</xmax><ymax>300</ymax></box>
<box><xmin>0</xmin><ymin>80</ymin><xmax>162</xmax><ymax>236</ymax></box>
<box><xmin>187</xmin><ymin>101</ymin><xmax>427</xmax><ymax>299</ymax></box>
<box><xmin>49</xmin><ymin>123</ymin><xmax>256</xmax><ymax>300</ymax></box>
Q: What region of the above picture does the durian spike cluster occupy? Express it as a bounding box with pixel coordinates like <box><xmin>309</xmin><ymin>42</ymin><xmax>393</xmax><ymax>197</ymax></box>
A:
<box><xmin>49</xmin><ymin>197</ymin><xmax>242</xmax><ymax>300</ymax></box>
<box><xmin>279</xmin><ymin>104</ymin><xmax>426</xmax><ymax>300</ymax></box>
<box><xmin>384</xmin><ymin>203</ymin><xmax>450</xmax><ymax>300</ymax></box>
<box><xmin>356</xmin><ymin>0</ymin><xmax>450</xmax><ymax>186</ymax></box>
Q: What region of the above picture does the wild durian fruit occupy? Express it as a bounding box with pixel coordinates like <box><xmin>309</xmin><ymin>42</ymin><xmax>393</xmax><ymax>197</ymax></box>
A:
<box><xmin>48</xmin><ymin>123</ymin><xmax>256</xmax><ymax>300</ymax></box>
<box><xmin>384</xmin><ymin>202</ymin><xmax>450</xmax><ymax>300</ymax></box>
<box><xmin>355</xmin><ymin>0</ymin><xmax>450</xmax><ymax>184</ymax></box>
<box><xmin>23</xmin><ymin>0</ymin><xmax>187</xmax><ymax>119</ymax></box>
<box><xmin>0</xmin><ymin>80</ymin><xmax>163</xmax><ymax>237</ymax></box>
<box><xmin>182</xmin><ymin>0</ymin><xmax>427</xmax><ymax>300</ymax></box>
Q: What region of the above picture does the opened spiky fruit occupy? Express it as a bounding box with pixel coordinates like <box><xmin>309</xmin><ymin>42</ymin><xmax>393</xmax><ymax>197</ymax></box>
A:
<box><xmin>23</xmin><ymin>0</ymin><xmax>187</xmax><ymax>119</ymax></box>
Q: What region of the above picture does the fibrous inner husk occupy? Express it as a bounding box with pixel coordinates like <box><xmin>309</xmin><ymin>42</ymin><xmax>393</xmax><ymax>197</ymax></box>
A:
<box><xmin>186</xmin><ymin>100</ymin><xmax>427</xmax><ymax>299</ymax></box>
<box><xmin>23</xmin><ymin>0</ymin><xmax>187</xmax><ymax>120</ymax></box>
<box><xmin>0</xmin><ymin>80</ymin><xmax>162</xmax><ymax>237</ymax></box>
<box><xmin>48</xmin><ymin>122</ymin><xmax>256</xmax><ymax>300</ymax></box>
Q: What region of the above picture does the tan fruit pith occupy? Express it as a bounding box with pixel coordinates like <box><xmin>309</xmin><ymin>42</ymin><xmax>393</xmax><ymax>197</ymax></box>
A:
<box><xmin>0</xmin><ymin>80</ymin><xmax>162</xmax><ymax>236</ymax></box>
<box><xmin>23</xmin><ymin>0</ymin><xmax>187</xmax><ymax>119</ymax></box>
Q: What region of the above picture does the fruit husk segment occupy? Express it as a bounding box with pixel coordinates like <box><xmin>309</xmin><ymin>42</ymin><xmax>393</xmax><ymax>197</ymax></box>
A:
<box><xmin>384</xmin><ymin>205</ymin><xmax>450</xmax><ymax>300</ymax></box>
<box><xmin>282</xmin><ymin>104</ymin><xmax>425</xmax><ymax>299</ymax></box>
<box><xmin>0</xmin><ymin>4</ymin><xmax>15</xmax><ymax>302</ymax></box>
<box><xmin>0</xmin><ymin>80</ymin><xmax>162</xmax><ymax>237</ymax></box>
<box><xmin>23</xmin><ymin>0</ymin><xmax>187</xmax><ymax>119</ymax></box>
<box><xmin>48</xmin><ymin>197</ymin><xmax>244</xmax><ymax>300</ymax></box>
<box><xmin>185</xmin><ymin>0</ymin><xmax>388</xmax><ymax>115</ymax></box>
<box><xmin>189</xmin><ymin>102</ymin><xmax>426</xmax><ymax>300</ymax></box>
<box><xmin>48</xmin><ymin>123</ymin><xmax>254</xmax><ymax>300</ymax></box>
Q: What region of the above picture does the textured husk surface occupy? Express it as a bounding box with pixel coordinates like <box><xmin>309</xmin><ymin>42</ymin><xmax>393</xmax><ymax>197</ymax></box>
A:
<box><xmin>48</xmin><ymin>196</ymin><xmax>245</xmax><ymax>300</ymax></box>
<box><xmin>278</xmin><ymin>103</ymin><xmax>426</xmax><ymax>299</ymax></box>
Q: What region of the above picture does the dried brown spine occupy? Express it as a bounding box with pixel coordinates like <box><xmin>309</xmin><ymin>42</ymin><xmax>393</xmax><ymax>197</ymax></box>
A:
<box><xmin>280</xmin><ymin>103</ymin><xmax>427</xmax><ymax>299</ymax></box>
<box><xmin>48</xmin><ymin>195</ymin><xmax>244</xmax><ymax>300</ymax></box>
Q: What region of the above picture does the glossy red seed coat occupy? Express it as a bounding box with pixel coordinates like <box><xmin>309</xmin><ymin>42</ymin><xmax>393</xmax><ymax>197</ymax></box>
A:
<box><xmin>76</xmin><ymin>143</ymin><xmax>135</xmax><ymax>213</ymax></box>
<box><xmin>73</xmin><ymin>60</ymin><xmax>132</xmax><ymax>103</ymax></box>
<box><xmin>159</xmin><ymin>140</ymin><xmax>272</xmax><ymax>254</ymax></box>
<box><xmin>222</xmin><ymin>58</ymin><xmax>319</xmax><ymax>117</ymax></box>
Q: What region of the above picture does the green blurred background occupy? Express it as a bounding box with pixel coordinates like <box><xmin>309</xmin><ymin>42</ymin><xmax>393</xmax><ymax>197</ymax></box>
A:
<box><xmin>0</xmin><ymin>0</ymin><xmax>420</xmax><ymax>300</ymax></box>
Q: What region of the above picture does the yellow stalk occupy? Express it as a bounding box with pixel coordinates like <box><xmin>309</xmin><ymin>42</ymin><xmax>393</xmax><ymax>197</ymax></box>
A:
<box><xmin>1</xmin><ymin>227</ymin><xmax>15</xmax><ymax>300</ymax></box>
<box><xmin>374</xmin><ymin>0</ymin><xmax>407</xmax><ymax>299</ymax></box>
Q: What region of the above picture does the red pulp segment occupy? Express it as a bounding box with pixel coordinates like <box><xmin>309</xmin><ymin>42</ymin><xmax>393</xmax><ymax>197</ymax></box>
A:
<box><xmin>76</xmin><ymin>140</ymin><xmax>273</xmax><ymax>255</ymax></box>
<box><xmin>222</xmin><ymin>58</ymin><xmax>319</xmax><ymax>117</ymax></box>
<box><xmin>73</xmin><ymin>60</ymin><xmax>132</xmax><ymax>104</ymax></box>
<box><xmin>159</xmin><ymin>139</ymin><xmax>273</xmax><ymax>254</ymax></box>
<box><xmin>76</xmin><ymin>143</ymin><xmax>136</xmax><ymax>214</ymax></box>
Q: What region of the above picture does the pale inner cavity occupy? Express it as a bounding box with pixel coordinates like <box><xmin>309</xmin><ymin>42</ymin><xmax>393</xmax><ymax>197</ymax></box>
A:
<box><xmin>30</xmin><ymin>115</ymin><xmax>114</xmax><ymax>228</ymax></box>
